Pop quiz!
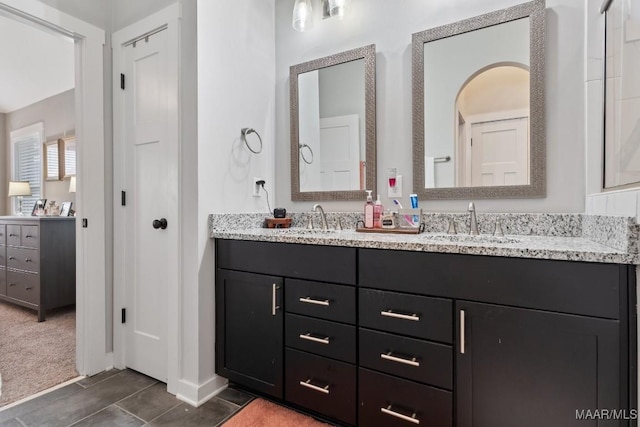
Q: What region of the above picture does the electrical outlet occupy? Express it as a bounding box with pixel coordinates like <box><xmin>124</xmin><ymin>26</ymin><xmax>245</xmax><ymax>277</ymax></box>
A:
<box><xmin>388</xmin><ymin>174</ymin><xmax>403</xmax><ymax>198</ymax></box>
<box><xmin>253</xmin><ymin>177</ymin><xmax>264</xmax><ymax>197</ymax></box>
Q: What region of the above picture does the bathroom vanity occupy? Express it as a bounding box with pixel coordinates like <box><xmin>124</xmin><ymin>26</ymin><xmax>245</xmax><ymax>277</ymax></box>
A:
<box><xmin>213</xmin><ymin>215</ymin><xmax>638</xmax><ymax>427</ymax></box>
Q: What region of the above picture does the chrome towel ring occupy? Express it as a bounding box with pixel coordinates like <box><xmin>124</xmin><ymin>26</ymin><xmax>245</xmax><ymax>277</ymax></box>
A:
<box><xmin>241</xmin><ymin>128</ymin><xmax>263</xmax><ymax>154</ymax></box>
<box><xmin>299</xmin><ymin>143</ymin><xmax>314</xmax><ymax>164</ymax></box>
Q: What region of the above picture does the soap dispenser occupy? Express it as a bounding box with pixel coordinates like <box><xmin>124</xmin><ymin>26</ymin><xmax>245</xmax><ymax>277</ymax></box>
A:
<box><xmin>374</xmin><ymin>194</ymin><xmax>383</xmax><ymax>228</ymax></box>
<box><xmin>364</xmin><ymin>190</ymin><xmax>374</xmax><ymax>228</ymax></box>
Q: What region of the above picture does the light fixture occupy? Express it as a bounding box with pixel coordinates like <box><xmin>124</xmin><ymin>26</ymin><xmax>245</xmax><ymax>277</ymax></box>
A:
<box><xmin>327</xmin><ymin>0</ymin><xmax>349</xmax><ymax>19</ymax></box>
<box><xmin>69</xmin><ymin>176</ymin><xmax>76</xmax><ymax>193</ymax></box>
<box><xmin>292</xmin><ymin>0</ymin><xmax>313</xmax><ymax>32</ymax></box>
<box><xmin>8</xmin><ymin>181</ymin><xmax>32</xmax><ymax>216</ymax></box>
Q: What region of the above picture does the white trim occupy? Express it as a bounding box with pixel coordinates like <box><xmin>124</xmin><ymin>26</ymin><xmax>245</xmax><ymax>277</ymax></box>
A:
<box><xmin>0</xmin><ymin>0</ymin><xmax>107</xmax><ymax>377</ymax></box>
<box><xmin>0</xmin><ymin>376</ymin><xmax>85</xmax><ymax>413</ymax></box>
<box><xmin>176</xmin><ymin>376</ymin><xmax>228</xmax><ymax>408</ymax></box>
<box><xmin>112</xmin><ymin>3</ymin><xmax>181</xmax><ymax>396</ymax></box>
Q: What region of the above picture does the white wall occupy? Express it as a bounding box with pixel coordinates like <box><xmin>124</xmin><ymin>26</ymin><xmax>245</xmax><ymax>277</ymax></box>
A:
<box><xmin>4</xmin><ymin>89</ymin><xmax>76</xmax><ymax>213</ymax></box>
<box><xmin>275</xmin><ymin>0</ymin><xmax>587</xmax><ymax>213</ymax></box>
<box><xmin>197</xmin><ymin>0</ymin><xmax>276</xmax><ymax>391</ymax></box>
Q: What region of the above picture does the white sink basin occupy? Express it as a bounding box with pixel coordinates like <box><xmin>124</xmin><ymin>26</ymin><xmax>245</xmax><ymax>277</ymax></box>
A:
<box><xmin>422</xmin><ymin>234</ymin><xmax>522</xmax><ymax>244</ymax></box>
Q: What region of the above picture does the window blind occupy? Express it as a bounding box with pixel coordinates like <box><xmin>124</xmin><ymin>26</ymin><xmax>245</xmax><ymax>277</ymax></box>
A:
<box><xmin>13</xmin><ymin>135</ymin><xmax>41</xmax><ymax>214</ymax></box>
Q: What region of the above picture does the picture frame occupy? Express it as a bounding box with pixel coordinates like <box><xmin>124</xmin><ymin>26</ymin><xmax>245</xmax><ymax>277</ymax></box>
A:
<box><xmin>31</xmin><ymin>199</ymin><xmax>47</xmax><ymax>216</ymax></box>
<box><xmin>60</xmin><ymin>201</ymin><xmax>73</xmax><ymax>217</ymax></box>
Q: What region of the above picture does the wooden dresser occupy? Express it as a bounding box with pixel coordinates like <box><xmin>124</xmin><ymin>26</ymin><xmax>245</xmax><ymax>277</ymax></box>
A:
<box><xmin>0</xmin><ymin>216</ymin><xmax>75</xmax><ymax>321</ymax></box>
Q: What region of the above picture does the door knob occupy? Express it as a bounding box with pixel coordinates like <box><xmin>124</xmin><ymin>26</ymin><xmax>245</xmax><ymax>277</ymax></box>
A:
<box><xmin>152</xmin><ymin>218</ymin><xmax>168</xmax><ymax>230</ymax></box>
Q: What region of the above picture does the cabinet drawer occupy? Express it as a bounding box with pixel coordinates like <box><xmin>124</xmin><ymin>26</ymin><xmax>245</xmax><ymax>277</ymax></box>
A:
<box><xmin>359</xmin><ymin>288</ymin><xmax>452</xmax><ymax>343</ymax></box>
<box><xmin>359</xmin><ymin>328</ymin><xmax>452</xmax><ymax>389</ymax></box>
<box><xmin>21</xmin><ymin>226</ymin><xmax>39</xmax><ymax>248</ymax></box>
<box><xmin>216</xmin><ymin>240</ymin><xmax>356</xmax><ymax>285</ymax></box>
<box><xmin>6</xmin><ymin>247</ymin><xmax>39</xmax><ymax>272</ymax></box>
<box><xmin>359</xmin><ymin>368</ymin><xmax>452</xmax><ymax>427</ymax></box>
<box><xmin>0</xmin><ymin>224</ymin><xmax>5</xmax><ymax>245</ymax></box>
<box><xmin>285</xmin><ymin>314</ymin><xmax>355</xmax><ymax>363</ymax></box>
<box><xmin>285</xmin><ymin>279</ymin><xmax>355</xmax><ymax>324</ymax></box>
<box><xmin>285</xmin><ymin>348</ymin><xmax>356</xmax><ymax>425</ymax></box>
<box><xmin>0</xmin><ymin>245</ymin><xmax>5</xmax><ymax>267</ymax></box>
<box><xmin>7</xmin><ymin>270</ymin><xmax>39</xmax><ymax>304</ymax></box>
<box><xmin>0</xmin><ymin>267</ymin><xmax>6</xmax><ymax>296</ymax></box>
<box><xmin>7</xmin><ymin>226</ymin><xmax>20</xmax><ymax>246</ymax></box>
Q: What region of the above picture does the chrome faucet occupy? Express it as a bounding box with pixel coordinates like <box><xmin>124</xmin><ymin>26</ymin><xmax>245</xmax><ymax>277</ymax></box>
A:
<box><xmin>313</xmin><ymin>204</ymin><xmax>329</xmax><ymax>231</ymax></box>
<box><xmin>468</xmin><ymin>202</ymin><xmax>479</xmax><ymax>235</ymax></box>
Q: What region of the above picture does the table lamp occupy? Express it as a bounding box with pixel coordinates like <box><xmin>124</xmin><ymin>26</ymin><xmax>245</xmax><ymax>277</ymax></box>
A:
<box><xmin>69</xmin><ymin>176</ymin><xmax>76</xmax><ymax>193</ymax></box>
<box><xmin>8</xmin><ymin>181</ymin><xmax>32</xmax><ymax>215</ymax></box>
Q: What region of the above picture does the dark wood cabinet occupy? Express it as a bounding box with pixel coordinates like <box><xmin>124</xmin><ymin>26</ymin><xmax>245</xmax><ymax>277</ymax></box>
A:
<box><xmin>456</xmin><ymin>301</ymin><xmax>623</xmax><ymax>427</ymax></box>
<box><xmin>215</xmin><ymin>269</ymin><xmax>284</xmax><ymax>398</ymax></box>
<box><xmin>0</xmin><ymin>217</ymin><xmax>75</xmax><ymax>321</ymax></box>
<box><xmin>215</xmin><ymin>240</ymin><xmax>636</xmax><ymax>427</ymax></box>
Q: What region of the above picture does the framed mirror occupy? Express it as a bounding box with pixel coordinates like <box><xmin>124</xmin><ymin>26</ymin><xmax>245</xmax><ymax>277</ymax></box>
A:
<box><xmin>61</xmin><ymin>135</ymin><xmax>76</xmax><ymax>179</ymax></box>
<box><xmin>413</xmin><ymin>0</ymin><xmax>545</xmax><ymax>199</ymax></box>
<box><xmin>290</xmin><ymin>44</ymin><xmax>376</xmax><ymax>201</ymax></box>
<box><xmin>43</xmin><ymin>138</ymin><xmax>63</xmax><ymax>181</ymax></box>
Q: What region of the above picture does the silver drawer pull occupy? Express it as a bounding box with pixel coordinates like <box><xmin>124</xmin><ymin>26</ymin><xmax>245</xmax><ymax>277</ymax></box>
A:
<box><xmin>299</xmin><ymin>333</ymin><xmax>330</xmax><ymax>345</ymax></box>
<box><xmin>272</xmin><ymin>283</ymin><xmax>280</xmax><ymax>316</ymax></box>
<box><xmin>380</xmin><ymin>352</ymin><xmax>420</xmax><ymax>367</ymax></box>
<box><xmin>381</xmin><ymin>310</ymin><xmax>420</xmax><ymax>322</ymax></box>
<box><xmin>9</xmin><ymin>233</ymin><xmax>16</xmax><ymax>237</ymax></box>
<box><xmin>8</xmin><ymin>256</ymin><xmax>15</xmax><ymax>260</ymax></box>
<box><xmin>26</xmin><ymin>287</ymin><xmax>33</xmax><ymax>291</ymax></box>
<box><xmin>8</xmin><ymin>283</ymin><xmax>15</xmax><ymax>287</ymax></box>
<box><xmin>460</xmin><ymin>310</ymin><xmax>465</xmax><ymax>354</ymax></box>
<box><xmin>381</xmin><ymin>406</ymin><xmax>420</xmax><ymax>424</ymax></box>
<box><xmin>299</xmin><ymin>379</ymin><xmax>330</xmax><ymax>394</ymax></box>
<box><xmin>25</xmin><ymin>258</ymin><xmax>32</xmax><ymax>262</ymax></box>
<box><xmin>25</xmin><ymin>234</ymin><xmax>33</xmax><ymax>238</ymax></box>
<box><xmin>299</xmin><ymin>296</ymin><xmax>330</xmax><ymax>306</ymax></box>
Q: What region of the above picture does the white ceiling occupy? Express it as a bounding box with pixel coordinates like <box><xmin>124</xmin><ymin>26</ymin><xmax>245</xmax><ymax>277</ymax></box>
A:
<box><xmin>0</xmin><ymin>14</ymin><xmax>75</xmax><ymax>114</ymax></box>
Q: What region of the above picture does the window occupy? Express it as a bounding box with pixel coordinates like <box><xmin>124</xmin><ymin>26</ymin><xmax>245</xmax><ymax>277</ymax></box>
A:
<box><xmin>10</xmin><ymin>123</ymin><xmax>44</xmax><ymax>214</ymax></box>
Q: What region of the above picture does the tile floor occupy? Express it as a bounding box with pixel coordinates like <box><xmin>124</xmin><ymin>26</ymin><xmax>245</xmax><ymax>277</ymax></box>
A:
<box><xmin>0</xmin><ymin>369</ymin><xmax>253</xmax><ymax>427</ymax></box>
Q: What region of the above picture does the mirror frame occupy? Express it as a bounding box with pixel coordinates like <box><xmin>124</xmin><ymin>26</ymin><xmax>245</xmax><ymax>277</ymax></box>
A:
<box><xmin>43</xmin><ymin>138</ymin><xmax>63</xmax><ymax>181</ymax></box>
<box><xmin>290</xmin><ymin>44</ymin><xmax>376</xmax><ymax>201</ymax></box>
<box><xmin>412</xmin><ymin>0</ymin><xmax>546</xmax><ymax>199</ymax></box>
<box><xmin>61</xmin><ymin>135</ymin><xmax>76</xmax><ymax>179</ymax></box>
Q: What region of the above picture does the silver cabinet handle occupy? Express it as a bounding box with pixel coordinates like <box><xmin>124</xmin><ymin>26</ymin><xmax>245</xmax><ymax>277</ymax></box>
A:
<box><xmin>25</xmin><ymin>234</ymin><xmax>32</xmax><ymax>238</ymax></box>
<box><xmin>460</xmin><ymin>309</ymin><xmax>466</xmax><ymax>354</ymax></box>
<box><xmin>299</xmin><ymin>296</ymin><xmax>330</xmax><ymax>306</ymax></box>
<box><xmin>299</xmin><ymin>333</ymin><xmax>330</xmax><ymax>345</ymax></box>
<box><xmin>8</xmin><ymin>256</ymin><xmax>15</xmax><ymax>260</ymax></box>
<box><xmin>25</xmin><ymin>258</ymin><xmax>31</xmax><ymax>262</ymax></box>
<box><xmin>26</xmin><ymin>287</ymin><xmax>33</xmax><ymax>291</ymax></box>
<box><xmin>380</xmin><ymin>351</ymin><xmax>420</xmax><ymax>367</ymax></box>
<box><xmin>271</xmin><ymin>283</ymin><xmax>280</xmax><ymax>316</ymax></box>
<box><xmin>299</xmin><ymin>379</ymin><xmax>329</xmax><ymax>394</ymax></box>
<box><xmin>381</xmin><ymin>406</ymin><xmax>420</xmax><ymax>425</ymax></box>
<box><xmin>8</xmin><ymin>283</ymin><xmax>15</xmax><ymax>287</ymax></box>
<box><xmin>380</xmin><ymin>310</ymin><xmax>420</xmax><ymax>322</ymax></box>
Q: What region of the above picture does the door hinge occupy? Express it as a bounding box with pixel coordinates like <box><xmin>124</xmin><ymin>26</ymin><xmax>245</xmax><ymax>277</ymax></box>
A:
<box><xmin>121</xmin><ymin>191</ymin><xmax>126</xmax><ymax>206</ymax></box>
<box><xmin>471</xmin><ymin>138</ymin><xmax>473</xmax><ymax>147</ymax></box>
<box><xmin>120</xmin><ymin>73</ymin><xmax>125</xmax><ymax>90</ymax></box>
<box><xmin>82</xmin><ymin>218</ymin><xmax>88</xmax><ymax>228</ymax></box>
<box><xmin>121</xmin><ymin>308</ymin><xmax>126</xmax><ymax>324</ymax></box>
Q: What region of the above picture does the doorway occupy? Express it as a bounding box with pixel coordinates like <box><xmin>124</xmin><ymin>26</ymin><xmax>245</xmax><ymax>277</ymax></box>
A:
<box><xmin>0</xmin><ymin>0</ymin><xmax>108</xmax><ymax>396</ymax></box>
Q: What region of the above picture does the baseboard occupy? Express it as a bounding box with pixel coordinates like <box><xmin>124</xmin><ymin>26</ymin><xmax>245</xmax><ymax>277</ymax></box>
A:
<box><xmin>176</xmin><ymin>375</ymin><xmax>228</xmax><ymax>407</ymax></box>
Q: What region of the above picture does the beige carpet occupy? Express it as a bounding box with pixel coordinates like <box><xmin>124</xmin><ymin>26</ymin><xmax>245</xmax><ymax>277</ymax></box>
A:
<box><xmin>0</xmin><ymin>301</ymin><xmax>77</xmax><ymax>407</ymax></box>
<box><xmin>223</xmin><ymin>398</ymin><xmax>332</xmax><ymax>427</ymax></box>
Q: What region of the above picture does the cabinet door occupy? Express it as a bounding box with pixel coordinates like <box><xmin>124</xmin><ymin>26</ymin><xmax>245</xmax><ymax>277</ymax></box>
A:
<box><xmin>456</xmin><ymin>301</ymin><xmax>623</xmax><ymax>427</ymax></box>
<box><xmin>216</xmin><ymin>269</ymin><xmax>284</xmax><ymax>398</ymax></box>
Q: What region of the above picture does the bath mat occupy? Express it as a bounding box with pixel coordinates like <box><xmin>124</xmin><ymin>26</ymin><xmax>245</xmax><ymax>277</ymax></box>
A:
<box><xmin>223</xmin><ymin>398</ymin><xmax>332</xmax><ymax>427</ymax></box>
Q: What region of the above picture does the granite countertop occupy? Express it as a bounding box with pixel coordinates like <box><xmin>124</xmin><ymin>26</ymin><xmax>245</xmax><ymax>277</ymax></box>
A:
<box><xmin>209</xmin><ymin>212</ymin><xmax>640</xmax><ymax>265</ymax></box>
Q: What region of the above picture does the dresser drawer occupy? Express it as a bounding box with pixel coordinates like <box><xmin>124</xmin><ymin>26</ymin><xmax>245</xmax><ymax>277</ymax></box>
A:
<box><xmin>0</xmin><ymin>268</ymin><xmax>6</xmax><ymax>296</ymax></box>
<box><xmin>359</xmin><ymin>368</ymin><xmax>452</xmax><ymax>427</ymax></box>
<box><xmin>285</xmin><ymin>279</ymin><xmax>355</xmax><ymax>324</ymax></box>
<box><xmin>7</xmin><ymin>270</ymin><xmax>39</xmax><ymax>304</ymax></box>
<box><xmin>21</xmin><ymin>225</ymin><xmax>39</xmax><ymax>248</ymax></box>
<box><xmin>7</xmin><ymin>225</ymin><xmax>21</xmax><ymax>246</ymax></box>
<box><xmin>0</xmin><ymin>224</ymin><xmax>5</xmax><ymax>245</ymax></box>
<box><xmin>6</xmin><ymin>247</ymin><xmax>39</xmax><ymax>272</ymax></box>
<box><xmin>0</xmin><ymin>245</ymin><xmax>5</xmax><ymax>267</ymax></box>
<box><xmin>359</xmin><ymin>328</ymin><xmax>452</xmax><ymax>389</ymax></box>
<box><xmin>285</xmin><ymin>348</ymin><xmax>356</xmax><ymax>426</ymax></box>
<box><xmin>359</xmin><ymin>288</ymin><xmax>453</xmax><ymax>343</ymax></box>
<box><xmin>285</xmin><ymin>314</ymin><xmax>355</xmax><ymax>363</ymax></box>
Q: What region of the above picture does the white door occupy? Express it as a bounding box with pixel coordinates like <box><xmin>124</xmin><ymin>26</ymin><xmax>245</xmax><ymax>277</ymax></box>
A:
<box><xmin>471</xmin><ymin>117</ymin><xmax>529</xmax><ymax>187</ymax></box>
<box><xmin>122</xmin><ymin>29</ymin><xmax>170</xmax><ymax>381</ymax></box>
<box><xmin>319</xmin><ymin>114</ymin><xmax>361</xmax><ymax>190</ymax></box>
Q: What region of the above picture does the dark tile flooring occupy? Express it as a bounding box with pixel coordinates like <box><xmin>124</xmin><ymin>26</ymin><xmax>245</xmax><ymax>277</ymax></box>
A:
<box><xmin>0</xmin><ymin>369</ymin><xmax>253</xmax><ymax>427</ymax></box>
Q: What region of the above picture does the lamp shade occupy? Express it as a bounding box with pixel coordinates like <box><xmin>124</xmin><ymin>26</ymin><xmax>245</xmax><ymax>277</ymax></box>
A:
<box><xmin>292</xmin><ymin>0</ymin><xmax>313</xmax><ymax>32</ymax></box>
<box><xmin>8</xmin><ymin>181</ymin><xmax>31</xmax><ymax>197</ymax></box>
<box><xmin>69</xmin><ymin>176</ymin><xmax>76</xmax><ymax>193</ymax></box>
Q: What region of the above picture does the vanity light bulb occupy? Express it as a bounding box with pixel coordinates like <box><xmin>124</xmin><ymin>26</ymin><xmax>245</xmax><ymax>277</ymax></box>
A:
<box><xmin>292</xmin><ymin>0</ymin><xmax>313</xmax><ymax>32</ymax></box>
<box><xmin>328</xmin><ymin>0</ymin><xmax>349</xmax><ymax>19</ymax></box>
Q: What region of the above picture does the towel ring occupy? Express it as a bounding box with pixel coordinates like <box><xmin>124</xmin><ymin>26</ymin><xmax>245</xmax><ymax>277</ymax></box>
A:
<box><xmin>299</xmin><ymin>144</ymin><xmax>314</xmax><ymax>165</ymax></box>
<box><xmin>241</xmin><ymin>128</ymin><xmax>263</xmax><ymax>154</ymax></box>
